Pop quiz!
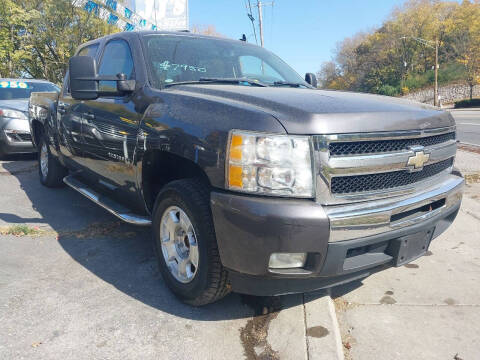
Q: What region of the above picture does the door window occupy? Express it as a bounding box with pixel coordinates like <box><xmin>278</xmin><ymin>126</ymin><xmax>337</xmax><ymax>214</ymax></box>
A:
<box><xmin>77</xmin><ymin>43</ymin><xmax>99</xmax><ymax>57</ymax></box>
<box><xmin>98</xmin><ymin>40</ymin><xmax>134</xmax><ymax>92</ymax></box>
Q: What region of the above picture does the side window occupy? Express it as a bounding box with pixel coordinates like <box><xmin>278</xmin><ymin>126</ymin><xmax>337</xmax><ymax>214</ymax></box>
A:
<box><xmin>98</xmin><ymin>40</ymin><xmax>134</xmax><ymax>92</ymax></box>
<box><xmin>77</xmin><ymin>43</ymin><xmax>99</xmax><ymax>57</ymax></box>
<box><xmin>65</xmin><ymin>44</ymin><xmax>99</xmax><ymax>94</ymax></box>
<box><xmin>239</xmin><ymin>55</ymin><xmax>283</xmax><ymax>82</ymax></box>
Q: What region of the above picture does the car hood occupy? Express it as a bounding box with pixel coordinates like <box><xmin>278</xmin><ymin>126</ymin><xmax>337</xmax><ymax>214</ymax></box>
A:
<box><xmin>169</xmin><ymin>85</ymin><xmax>454</xmax><ymax>134</ymax></box>
<box><xmin>0</xmin><ymin>99</ymin><xmax>29</xmax><ymax>113</ymax></box>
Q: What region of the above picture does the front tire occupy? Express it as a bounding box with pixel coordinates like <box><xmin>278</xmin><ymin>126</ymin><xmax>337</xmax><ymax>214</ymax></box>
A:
<box><xmin>38</xmin><ymin>135</ymin><xmax>67</xmax><ymax>187</ymax></box>
<box><xmin>152</xmin><ymin>179</ymin><xmax>230</xmax><ymax>306</ymax></box>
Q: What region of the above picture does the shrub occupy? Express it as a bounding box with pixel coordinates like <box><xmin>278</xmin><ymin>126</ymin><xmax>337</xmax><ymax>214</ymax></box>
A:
<box><xmin>454</xmin><ymin>98</ymin><xmax>480</xmax><ymax>108</ymax></box>
<box><xmin>378</xmin><ymin>84</ymin><xmax>400</xmax><ymax>96</ymax></box>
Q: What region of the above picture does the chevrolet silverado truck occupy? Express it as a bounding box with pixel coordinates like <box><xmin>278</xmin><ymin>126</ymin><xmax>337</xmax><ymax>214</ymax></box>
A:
<box><xmin>28</xmin><ymin>31</ymin><xmax>464</xmax><ymax>305</ymax></box>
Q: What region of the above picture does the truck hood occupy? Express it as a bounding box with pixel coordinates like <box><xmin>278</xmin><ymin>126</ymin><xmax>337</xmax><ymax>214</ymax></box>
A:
<box><xmin>0</xmin><ymin>99</ymin><xmax>29</xmax><ymax>113</ymax></box>
<box><xmin>170</xmin><ymin>85</ymin><xmax>454</xmax><ymax>134</ymax></box>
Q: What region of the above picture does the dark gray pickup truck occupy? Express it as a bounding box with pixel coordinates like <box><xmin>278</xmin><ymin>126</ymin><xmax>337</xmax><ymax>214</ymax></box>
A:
<box><xmin>29</xmin><ymin>31</ymin><xmax>464</xmax><ymax>305</ymax></box>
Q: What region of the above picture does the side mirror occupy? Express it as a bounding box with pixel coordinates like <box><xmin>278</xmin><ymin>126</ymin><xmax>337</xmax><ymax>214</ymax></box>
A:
<box><xmin>69</xmin><ymin>56</ymin><xmax>98</xmax><ymax>100</ymax></box>
<box><xmin>305</xmin><ymin>73</ymin><xmax>318</xmax><ymax>88</ymax></box>
<box><xmin>69</xmin><ymin>56</ymin><xmax>136</xmax><ymax>100</ymax></box>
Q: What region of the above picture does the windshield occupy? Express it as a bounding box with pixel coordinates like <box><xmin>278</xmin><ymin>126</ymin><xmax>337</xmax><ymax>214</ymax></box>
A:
<box><xmin>0</xmin><ymin>80</ymin><xmax>60</xmax><ymax>100</ymax></box>
<box><xmin>143</xmin><ymin>35</ymin><xmax>307</xmax><ymax>88</ymax></box>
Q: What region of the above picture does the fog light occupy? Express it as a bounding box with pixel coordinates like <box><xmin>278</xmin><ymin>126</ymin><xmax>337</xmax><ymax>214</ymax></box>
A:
<box><xmin>268</xmin><ymin>253</ymin><xmax>307</xmax><ymax>269</ymax></box>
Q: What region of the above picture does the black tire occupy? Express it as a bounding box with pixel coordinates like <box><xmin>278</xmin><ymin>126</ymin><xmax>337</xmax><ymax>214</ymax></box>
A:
<box><xmin>152</xmin><ymin>179</ymin><xmax>230</xmax><ymax>306</ymax></box>
<box><xmin>38</xmin><ymin>135</ymin><xmax>68</xmax><ymax>187</ymax></box>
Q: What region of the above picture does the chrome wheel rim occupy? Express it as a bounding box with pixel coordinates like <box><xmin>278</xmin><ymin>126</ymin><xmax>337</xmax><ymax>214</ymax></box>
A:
<box><xmin>160</xmin><ymin>206</ymin><xmax>199</xmax><ymax>283</ymax></box>
<box><xmin>40</xmin><ymin>143</ymin><xmax>48</xmax><ymax>178</ymax></box>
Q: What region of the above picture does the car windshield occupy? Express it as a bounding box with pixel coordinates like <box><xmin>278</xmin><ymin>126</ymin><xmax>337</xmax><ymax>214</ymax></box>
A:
<box><xmin>143</xmin><ymin>34</ymin><xmax>308</xmax><ymax>88</ymax></box>
<box><xmin>0</xmin><ymin>80</ymin><xmax>60</xmax><ymax>100</ymax></box>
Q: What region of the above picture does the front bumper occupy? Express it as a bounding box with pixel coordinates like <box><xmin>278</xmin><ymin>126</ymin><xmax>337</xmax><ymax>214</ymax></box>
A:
<box><xmin>0</xmin><ymin>117</ymin><xmax>35</xmax><ymax>154</ymax></box>
<box><xmin>210</xmin><ymin>172</ymin><xmax>464</xmax><ymax>296</ymax></box>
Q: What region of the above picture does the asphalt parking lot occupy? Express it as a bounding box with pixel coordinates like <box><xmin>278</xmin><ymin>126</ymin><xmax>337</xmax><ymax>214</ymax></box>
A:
<box><xmin>1</xmin><ymin>150</ymin><xmax>479</xmax><ymax>360</ymax></box>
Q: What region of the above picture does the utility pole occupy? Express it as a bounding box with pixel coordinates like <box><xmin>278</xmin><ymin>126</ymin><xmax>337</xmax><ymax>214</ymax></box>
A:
<box><xmin>258</xmin><ymin>1</ymin><xmax>264</xmax><ymax>47</ymax></box>
<box><xmin>434</xmin><ymin>39</ymin><xmax>439</xmax><ymax>107</ymax></box>
<box><xmin>247</xmin><ymin>1</ymin><xmax>273</xmax><ymax>47</ymax></box>
<box><xmin>400</xmin><ymin>36</ymin><xmax>440</xmax><ymax>107</ymax></box>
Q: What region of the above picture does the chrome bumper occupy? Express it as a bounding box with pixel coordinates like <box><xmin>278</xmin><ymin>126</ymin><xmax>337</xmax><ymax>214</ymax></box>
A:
<box><xmin>325</xmin><ymin>173</ymin><xmax>464</xmax><ymax>242</ymax></box>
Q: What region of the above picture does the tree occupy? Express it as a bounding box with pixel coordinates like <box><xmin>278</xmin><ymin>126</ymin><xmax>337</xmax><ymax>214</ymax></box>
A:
<box><xmin>452</xmin><ymin>0</ymin><xmax>480</xmax><ymax>99</ymax></box>
<box><xmin>0</xmin><ymin>0</ymin><xmax>118</xmax><ymax>83</ymax></box>
<box><xmin>317</xmin><ymin>0</ymin><xmax>480</xmax><ymax>97</ymax></box>
<box><xmin>191</xmin><ymin>24</ymin><xmax>224</xmax><ymax>37</ymax></box>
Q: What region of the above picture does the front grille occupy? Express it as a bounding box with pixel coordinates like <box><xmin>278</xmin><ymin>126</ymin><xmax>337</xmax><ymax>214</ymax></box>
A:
<box><xmin>331</xmin><ymin>158</ymin><xmax>454</xmax><ymax>194</ymax></box>
<box><xmin>329</xmin><ymin>132</ymin><xmax>455</xmax><ymax>156</ymax></box>
<box><xmin>17</xmin><ymin>133</ymin><xmax>32</xmax><ymax>142</ymax></box>
<box><xmin>5</xmin><ymin>131</ymin><xmax>32</xmax><ymax>142</ymax></box>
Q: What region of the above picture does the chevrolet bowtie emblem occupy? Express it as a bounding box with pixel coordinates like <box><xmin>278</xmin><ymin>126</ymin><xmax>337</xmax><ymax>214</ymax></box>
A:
<box><xmin>407</xmin><ymin>150</ymin><xmax>430</xmax><ymax>170</ymax></box>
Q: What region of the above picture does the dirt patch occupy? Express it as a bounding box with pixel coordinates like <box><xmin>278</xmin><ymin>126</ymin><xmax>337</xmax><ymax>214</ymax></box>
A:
<box><xmin>444</xmin><ymin>298</ymin><xmax>456</xmax><ymax>305</ymax></box>
<box><xmin>332</xmin><ymin>296</ymin><xmax>358</xmax><ymax>360</ymax></box>
<box><xmin>464</xmin><ymin>173</ymin><xmax>480</xmax><ymax>184</ymax></box>
<box><xmin>458</xmin><ymin>144</ymin><xmax>480</xmax><ymax>155</ymax></box>
<box><xmin>306</xmin><ymin>326</ymin><xmax>329</xmax><ymax>338</ymax></box>
<box><xmin>404</xmin><ymin>263</ymin><xmax>419</xmax><ymax>269</ymax></box>
<box><xmin>380</xmin><ymin>295</ymin><xmax>397</xmax><ymax>304</ymax></box>
<box><xmin>425</xmin><ymin>250</ymin><xmax>433</xmax><ymax>256</ymax></box>
<box><xmin>0</xmin><ymin>224</ymin><xmax>45</xmax><ymax>237</ymax></box>
<box><xmin>57</xmin><ymin>221</ymin><xmax>140</xmax><ymax>240</ymax></box>
<box><xmin>0</xmin><ymin>164</ymin><xmax>37</xmax><ymax>176</ymax></box>
<box><xmin>239</xmin><ymin>296</ymin><xmax>282</xmax><ymax>360</ymax></box>
<box><xmin>385</xmin><ymin>290</ymin><xmax>394</xmax><ymax>295</ymax></box>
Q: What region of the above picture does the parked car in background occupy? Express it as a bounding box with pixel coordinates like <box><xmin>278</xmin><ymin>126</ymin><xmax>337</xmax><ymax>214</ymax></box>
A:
<box><xmin>0</xmin><ymin>79</ymin><xmax>59</xmax><ymax>157</ymax></box>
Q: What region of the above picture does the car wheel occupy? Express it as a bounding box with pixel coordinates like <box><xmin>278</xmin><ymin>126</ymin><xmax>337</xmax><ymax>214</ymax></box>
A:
<box><xmin>38</xmin><ymin>135</ymin><xmax>67</xmax><ymax>187</ymax></box>
<box><xmin>152</xmin><ymin>179</ymin><xmax>230</xmax><ymax>306</ymax></box>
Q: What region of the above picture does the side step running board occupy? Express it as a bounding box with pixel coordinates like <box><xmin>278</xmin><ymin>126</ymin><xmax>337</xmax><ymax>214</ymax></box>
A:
<box><xmin>63</xmin><ymin>175</ymin><xmax>151</xmax><ymax>226</ymax></box>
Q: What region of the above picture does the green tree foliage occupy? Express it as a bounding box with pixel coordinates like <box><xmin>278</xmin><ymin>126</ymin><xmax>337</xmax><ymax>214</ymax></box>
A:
<box><xmin>317</xmin><ymin>0</ymin><xmax>480</xmax><ymax>97</ymax></box>
<box><xmin>0</xmin><ymin>0</ymin><xmax>118</xmax><ymax>83</ymax></box>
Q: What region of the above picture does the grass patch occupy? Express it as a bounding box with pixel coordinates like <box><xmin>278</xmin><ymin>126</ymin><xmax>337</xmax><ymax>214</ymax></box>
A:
<box><xmin>0</xmin><ymin>224</ymin><xmax>43</xmax><ymax>237</ymax></box>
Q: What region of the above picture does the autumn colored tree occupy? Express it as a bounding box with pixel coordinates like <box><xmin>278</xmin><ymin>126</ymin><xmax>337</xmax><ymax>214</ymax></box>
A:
<box><xmin>318</xmin><ymin>0</ymin><xmax>480</xmax><ymax>97</ymax></box>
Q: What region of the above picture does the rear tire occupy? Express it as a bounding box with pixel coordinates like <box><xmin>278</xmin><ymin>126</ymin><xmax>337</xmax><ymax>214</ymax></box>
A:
<box><xmin>38</xmin><ymin>135</ymin><xmax>67</xmax><ymax>187</ymax></box>
<box><xmin>152</xmin><ymin>179</ymin><xmax>230</xmax><ymax>306</ymax></box>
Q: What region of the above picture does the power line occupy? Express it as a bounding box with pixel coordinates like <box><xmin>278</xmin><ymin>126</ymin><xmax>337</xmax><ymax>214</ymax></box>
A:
<box><xmin>247</xmin><ymin>0</ymin><xmax>258</xmax><ymax>45</ymax></box>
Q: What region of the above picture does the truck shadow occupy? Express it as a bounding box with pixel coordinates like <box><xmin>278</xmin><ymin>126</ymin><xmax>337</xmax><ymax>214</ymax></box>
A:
<box><xmin>1</xmin><ymin>158</ymin><xmax>354</xmax><ymax>321</ymax></box>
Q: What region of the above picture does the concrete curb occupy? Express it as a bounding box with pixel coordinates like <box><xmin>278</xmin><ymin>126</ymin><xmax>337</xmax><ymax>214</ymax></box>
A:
<box><xmin>303</xmin><ymin>291</ymin><xmax>345</xmax><ymax>360</ymax></box>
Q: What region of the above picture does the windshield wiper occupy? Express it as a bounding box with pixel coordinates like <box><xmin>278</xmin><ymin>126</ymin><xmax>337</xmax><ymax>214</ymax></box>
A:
<box><xmin>272</xmin><ymin>81</ymin><xmax>309</xmax><ymax>88</ymax></box>
<box><xmin>164</xmin><ymin>77</ymin><xmax>267</xmax><ymax>88</ymax></box>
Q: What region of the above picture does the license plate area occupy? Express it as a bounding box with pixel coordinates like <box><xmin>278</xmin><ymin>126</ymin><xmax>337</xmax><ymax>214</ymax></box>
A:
<box><xmin>387</xmin><ymin>228</ymin><xmax>435</xmax><ymax>266</ymax></box>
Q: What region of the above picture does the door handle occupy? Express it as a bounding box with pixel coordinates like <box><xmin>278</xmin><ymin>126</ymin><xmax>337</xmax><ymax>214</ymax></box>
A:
<box><xmin>83</xmin><ymin>112</ymin><xmax>95</xmax><ymax>121</ymax></box>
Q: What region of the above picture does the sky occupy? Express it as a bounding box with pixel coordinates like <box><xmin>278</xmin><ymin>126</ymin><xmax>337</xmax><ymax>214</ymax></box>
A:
<box><xmin>189</xmin><ymin>0</ymin><xmax>405</xmax><ymax>76</ymax></box>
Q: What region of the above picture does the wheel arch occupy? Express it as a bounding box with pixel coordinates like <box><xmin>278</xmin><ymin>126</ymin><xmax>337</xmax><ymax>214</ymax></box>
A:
<box><xmin>141</xmin><ymin>150</ymin><xmax>212</xmax><ymax>213</ymax></box>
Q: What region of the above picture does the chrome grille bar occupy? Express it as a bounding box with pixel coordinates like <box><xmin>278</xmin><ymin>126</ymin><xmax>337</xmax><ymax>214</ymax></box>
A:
<box><xmin>313</xmin><ymin>126</ymin><xmax>457</xmax><ymax>205</ymax></box>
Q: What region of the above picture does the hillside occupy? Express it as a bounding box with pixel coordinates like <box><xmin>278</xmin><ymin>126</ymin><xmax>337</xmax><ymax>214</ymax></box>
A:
<box><xmin>317</xmin><ymin>0</ymin><xmax>480</xmax><ymax>100</ymax></box>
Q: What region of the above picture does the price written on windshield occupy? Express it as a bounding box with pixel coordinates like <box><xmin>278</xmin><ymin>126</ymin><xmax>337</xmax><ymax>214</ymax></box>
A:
<box><xmin>157</xmin><ymin>61</ymin><xmax>206</xmax><ymax>73</ymax></box>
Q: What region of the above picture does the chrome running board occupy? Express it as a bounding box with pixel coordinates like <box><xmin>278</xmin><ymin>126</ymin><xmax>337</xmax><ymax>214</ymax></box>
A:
<box><xmin>63</xmin><ymin>175</ymin><xmax>151</xmax><ymax>226</ymax></box>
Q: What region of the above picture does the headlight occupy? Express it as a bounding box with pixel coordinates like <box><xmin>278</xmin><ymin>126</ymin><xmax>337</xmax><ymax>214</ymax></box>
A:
<box><xmin>0</xmin><ymin>108</ymin><xmax>28</xmax><ymax>120</ymax></box>
<box><xmin>226</xmin><ymin>130</ymin><xmax>314</xmax><ymax>197</ymax></box>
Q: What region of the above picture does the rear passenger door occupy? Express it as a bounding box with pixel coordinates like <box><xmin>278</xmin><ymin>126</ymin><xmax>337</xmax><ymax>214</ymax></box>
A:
<box><xmin>78</xmin><ymin>38</ymin><xmax>142</xmax><ymax>208</ymax></box>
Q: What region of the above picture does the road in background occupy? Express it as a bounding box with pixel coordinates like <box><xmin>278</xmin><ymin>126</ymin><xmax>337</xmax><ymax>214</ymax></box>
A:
<box><xmin>449</xmin><ymin>108</ymin><xmax>480</xmax><ymax>146</ymax></box>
